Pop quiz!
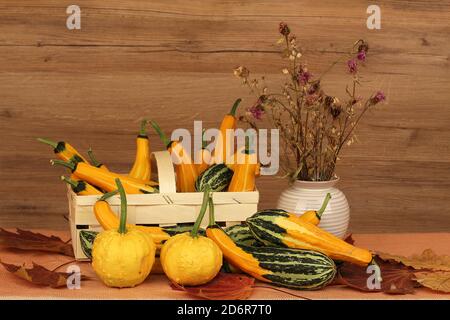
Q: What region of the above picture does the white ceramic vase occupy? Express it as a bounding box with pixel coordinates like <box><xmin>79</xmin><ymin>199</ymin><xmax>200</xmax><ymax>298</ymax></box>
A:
<box><xmin>276</xmin><ymin>178</ymin><xmax>350</xmax><ymax>239</ymax></box>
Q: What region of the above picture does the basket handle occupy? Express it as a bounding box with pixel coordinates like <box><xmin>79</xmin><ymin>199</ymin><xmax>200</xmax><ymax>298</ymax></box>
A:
<box><xmin>152</xmin><ymin>151</ymin><xmax>177</xmax><ymax>193</ymax></box>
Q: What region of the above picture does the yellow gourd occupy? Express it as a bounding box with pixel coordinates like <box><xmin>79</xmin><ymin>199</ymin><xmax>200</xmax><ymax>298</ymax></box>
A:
<box><xmin>228</xmin><ymin>146</ymin><xmax>260</xmax><ymax>192</ymax></box>
<box><xmin>129</xmin><ymin>119</ymin><xmax>152</xmax><ymax>181</ymax></box>
<box><xmin>160</xmin><ymin>187</ymin><xmax>222</xmax><ymax>286</ymax></box>
<box><xmin>92</xmin><ymin>178</ymin><xmax>156</xmax><ymax>288</ymax></box>
<box><xmin>298</xmin><ymin>193</ymin><xmax>331</xmax><ymax>225</ymax></box>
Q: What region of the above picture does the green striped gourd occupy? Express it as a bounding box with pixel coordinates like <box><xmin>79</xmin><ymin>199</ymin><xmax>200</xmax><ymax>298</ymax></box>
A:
<box><xmin>195</xmin><ymin>163</ymin><xmax>233</xmax><ymax>192</ymax></box>
<box><xmin>240</xmin><ymin>245</ymin><xmax>337</xmax><ymax>289</ymax></box>
<box><xmin>225</xmin><ymin>224</ymin><xmax>261</xmax><ymax>246</ymax></box>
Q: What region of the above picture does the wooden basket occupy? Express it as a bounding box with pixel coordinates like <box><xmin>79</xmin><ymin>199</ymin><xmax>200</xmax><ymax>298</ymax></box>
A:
<box><xmin>68</xmin><ymin>151</ymin><xmax>259</xmax><ymax>260</ymax></box>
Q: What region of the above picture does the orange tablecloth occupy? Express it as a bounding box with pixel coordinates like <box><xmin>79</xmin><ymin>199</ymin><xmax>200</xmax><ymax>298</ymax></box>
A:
<box><xmin>0</xmin><ymin>231</ymin><xmax>449</xmax><ymax>300</ymax></box>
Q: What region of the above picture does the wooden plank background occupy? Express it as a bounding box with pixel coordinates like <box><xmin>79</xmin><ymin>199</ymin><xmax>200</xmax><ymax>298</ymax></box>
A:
<box><xmin>0</xmin><ymin>0</ymin><xmax>449</xmax><ymax>232</ymax></box>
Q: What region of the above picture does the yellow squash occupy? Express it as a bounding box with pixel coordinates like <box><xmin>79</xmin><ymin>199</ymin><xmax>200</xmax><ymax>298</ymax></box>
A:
<box><xmin>151</xmin><ymin>120</ymin><xmax>198</xmax><ymax>192</ymax></box>
<box><xmin>214</xmin><ymin>98</ymin><xmax>241</xmax><ymax>164</ymax></box>
<box><xmin>129</xmin><ymin>119</ymin><xmax>152</xmax><ymax>181</ymax></box>
<box><xmin>194</xmin><ymin>129</ymin><xmax>211</xmax><ymax>175</ymax></box>
<box><xmin>51</xmin><ymin>159</ymin><xmax>158</xmax><ymax>194</ymax></box>
<box><xmin>92</xmin><ymin>179</ymin><xmax>156</xmax><ymax>288</ymax></box>
<box><xmin>93</xmin><ymin>191</ymin><xmax>170</xmax><ymax>247</ymax></box>
<box><xmin>61</xmin><ymin>176</ymin><xmax>102</xmax><ymax>196</ymax></box>
<box><xmin>38</xmin><ymin>138</ymin><xmax>88</xmax><ymax>164</ymax></box>
<box><xmin>298</xmin><ymin>193</ymin><xmax>331</xmax><ymax>225</ymax></box>
<box><xmin>160</xmin><ymin>187</ymin><xmax>222</xmax><ymax>286</ymax></box>
<box><xmin>228</xmin><ymin>147</ymin><xmax>260</xmax><ymax>192</ymax></box>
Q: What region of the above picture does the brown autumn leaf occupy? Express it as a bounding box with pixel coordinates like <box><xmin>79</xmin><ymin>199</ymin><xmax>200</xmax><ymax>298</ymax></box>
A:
<box><xmin>170</xmin><ymin>273</ymin><xmax>255</xmax><ymax>300</ymax></box>
<box><xmin>335</xmin><ymin>256</ymin><xmax>417</xmax><ymax>294</ymax></box>
<box><xmin>414</xmin><ymin>272</ymin><xmax>450</xmax><ymax>293</ymax></box>
<box><xmin>344</xmin><ymin>233</ymin><xmax>355</xmax><ymax>245</ymax></box>
<box><xmin>0</xmin><ymin>259</ymin><xmax>85</xmax><ymax>288</ymax></box>
<box><xmin>377</xmin><ymin>249</ymin><xmax>450</xmax><ymax>272</ymax></box>
<box><xmin>0</xmin><ymin>228</ymin><xmax>74</xmax><ymax>257</ymax></box>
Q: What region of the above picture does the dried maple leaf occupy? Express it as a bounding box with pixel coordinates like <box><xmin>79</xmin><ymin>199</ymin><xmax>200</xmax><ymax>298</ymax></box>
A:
<box><xmin>0</xmin><ymin>228</ymin><xmax>74</xmax><ymax>257</ymax></box>
<box><xmin>171</xmin><ymin>273</ymin><xmax>255</xmax><ymax>300</ymax></box>
<box><xmin>344</xmin><ymin>233</ymin><xmax>355</xmax><ymax>245</ymax></box>
<box><xmin>377</xmin><ymin>249</ymin><xmax>450</xmax><ymax>272</ymax></box>
<box><xmin>335</xmin><ymin>257</ymin><xmax>417</xmax><ymax>294</ymax></box>
<box><xmin>0</xmin><ymin>259</ymin><xmax>85</xmax><ymax>288</ymax></box>
<box><xmin>414</xmin><ymin>272</ymin><xmax>450</xmax><ymax>293</ymax></box>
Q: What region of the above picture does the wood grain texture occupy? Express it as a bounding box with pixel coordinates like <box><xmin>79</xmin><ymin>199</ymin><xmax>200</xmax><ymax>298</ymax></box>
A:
<box><xmin>0</xmin><ymin>0</ymin><xmax>449</xmax><ymax>232</ymax></box>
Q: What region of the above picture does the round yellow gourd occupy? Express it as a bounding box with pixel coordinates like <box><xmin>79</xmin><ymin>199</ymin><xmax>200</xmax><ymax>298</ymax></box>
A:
<box><xmin>92</xmin><ymin>228</ymin><xmax>156</xmax><ymax>288</ymax></box>
<box><xmin>161</xmin><ymin>187</ymin><xmax>222</xmax><ymax>286</ymax></box>
<box><xmin>161</xmin><ymin>232</ymin><xmax>222</xmax><ymax>286</ymax></box>
<box><xmin>91</xmin><ymin>178</ymin><xmax>156</xmax><ymax>288</ymax></box>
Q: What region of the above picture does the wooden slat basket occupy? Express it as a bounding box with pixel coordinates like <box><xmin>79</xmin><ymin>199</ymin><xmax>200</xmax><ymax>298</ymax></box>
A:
<box><xmin>68</xmin><ymin>150</ymin><xmax>259</xmax><ymax>260</ymax></box>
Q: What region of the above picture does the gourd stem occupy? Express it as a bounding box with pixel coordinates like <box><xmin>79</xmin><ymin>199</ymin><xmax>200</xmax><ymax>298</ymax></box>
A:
<box><xmin>191</xmin><ymin>186</ymin><xmax>211</xmax><ymax>237</ymax></box>
<box><xmin>139</xmin><ymin>119</ymin><xmax>148</xmax><ymax>136</ymax></box>
<box><xmin>51</xmin><ymin>159</ymin><xmax>75</xmax><ymax>171</ymax></box>
<box><xmin>115</xmin><ymin>178</ymin><xmax>128</xmax><ymax>234</ymax></box>
<box><xmin>317</xmin><ymin>193</ymin><xmax>332</xmax><ymax>218</ymax></box>
<box><xmin>37</xmin><ymin>137</ymin><xmax>58</xmax><ymax>149</ymax></box>
<box><xmin>87</xmin><ymin>148</ymin><xmax>101</xmax><ymax>167</ymax></box>
<box><xmin>61</xmin><ymin>176</ymin><xmax>78</xmax><ymax>188</ymax></box>
<box><xmin>150</xmin><ymin>120</ymin><xmax>171</xmax><ymax>148</ymax></box>
<box><xmin>208</xmin><ymin>194</ymin><xmax>215</xmax><ymax>226</ymax></box>
<box><xmin>229</xmin><ymin>98</ymin><xmax>242</xmax><ymax>116</ymax></box>
<box><xmin>99</xmin><ymin>189</ymin><xmax>119</xmax><ymax>201</ymax></box>
<box><xmin>201</xmin><ymin>128</ymin><xmax>208</xmax><ymax>149</ymax></box>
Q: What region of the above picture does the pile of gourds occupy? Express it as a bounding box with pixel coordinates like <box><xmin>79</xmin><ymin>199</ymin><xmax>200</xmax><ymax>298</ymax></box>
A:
<box><xmin>39</xmin><ymin>99</ymin><xmax>259</xmax><ymax>196</ymax></box>
<box><xmin>83</xmin><ymin>179</ymin><xmax>378</xmax><ymax>290</ymax></box>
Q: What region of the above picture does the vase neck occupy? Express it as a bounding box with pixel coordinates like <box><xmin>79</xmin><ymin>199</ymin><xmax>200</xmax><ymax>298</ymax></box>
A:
<box><xmin>293</xmin><ymin>178</ymin><xmax>339</xmax><ymax>190</ymax></box>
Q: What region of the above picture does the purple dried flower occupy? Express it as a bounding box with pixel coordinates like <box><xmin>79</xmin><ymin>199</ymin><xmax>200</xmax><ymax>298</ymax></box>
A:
<box><xmin>249</xmin><ymin>105</ymin><xmax>264</xmax><ymax>120</ymax></box>
<box><xmin>371</xmin><ymin>91</ymin><xmax>386</xmax><ymax>104</ymax></box>
<box><xmin>298</xmin><ymin>66</ymin><xmax>312</xmax><ymax>85</ymax></box>
<box><xmin>279</xmin><ymin>22</ymin><xmax>290</xmax><ymax>36</ymax></box>
<box><xmin>357</xmin><ymin>50</ymin><xmax>366</xmax><ymax>61</ymax></box>
<box><xmin>347</xmin><ymin>59</ymin><xmax>358</xmax><ymax>74</ymax></box>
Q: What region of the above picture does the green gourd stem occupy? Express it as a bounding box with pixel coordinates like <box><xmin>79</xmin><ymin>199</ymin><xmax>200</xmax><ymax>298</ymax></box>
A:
<box><xmin>99</xmin><ymin>189</ymin><xmax>119</xmax><ymax>201</ymax></box>
<box><xmin>139</xmin><ymin>119</ymin><xmax>148</xmax><ymax>136</ymax></box>
<box><xmin>87</xmin><ymin>148</ymin><xmax>101</xmax><ymax>167</ymax></box>
<box><xmin>61</xmin><ymin>176</ymin><xmax>78</xmax><ymax>188</ymax></box>
<box><xmin>229</xmin><ymin>98</ymin><xmax>242</xmax><ymax>116</ymax></box>
<box><xmin>201</xmin><ymin>128</ymin><xmax>208</xmax><ymax>149</ymax></box>
<box><xmin>191</xmin><ymin>186</ymin><xmax>211</xmax><ymax>237</ymax></box>
<box><xmin>316</xmin><ymin>193</ymin><xmax>332</xmax><ymax>218</ymax></box>
<box><xmin>208</xmin><ymin>193</ymin><xmax>215</xmax><ymax>227</ymax></box>
<box><xmin>150</xmin><ymin>120</ymin><xmax>171</xmax><ymax>148</ymax></box>
<box><xmin>51</xmin><ymin>159</ymin><xmax>75</xmax><ymax>171</ymax></box>
<box><xmin>115</xmin><ymin>178</ymin><xmax>128</xmax><ymax>234</ymax></box>
<box><xmin>37</xmin><ymin>138</ymin><xmax>58</xmax><ymax>149</ymax></box>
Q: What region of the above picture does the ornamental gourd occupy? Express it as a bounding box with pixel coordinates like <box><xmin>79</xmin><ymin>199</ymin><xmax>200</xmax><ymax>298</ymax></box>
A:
<box><xmin>160</xmin><ymin>187</ymin><xmax>222</xmax><ymax>286</ymax></box>
<box><xmin>92</xmin><ymin>178</ymin><xmax>156</xmax><ymax>288</ymax></box>
<box><xmin>129</xmin><ymin>119</ymin><xmax>152</xmax><ymax>181</ymax></box>
<box><xmin>206</xmin><ymin>195</ymin><xmax>336</xmax><ymax>290</ymax></box>
<box><xmin>246</xmin><ymin>198</ymin><xmax>374</xmax><ymax>267</ymax></box>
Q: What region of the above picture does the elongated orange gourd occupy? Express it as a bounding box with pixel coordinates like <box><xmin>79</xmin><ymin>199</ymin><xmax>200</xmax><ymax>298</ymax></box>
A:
<box><xmin>151</xmin><ymin>121</ymin><xmax>198</xmax><ymax>192</ymax></box>
<box><xmin>228</xmin><ymin>148</ymin><xmax>260</xmax><ymax>192</ymax></box>
<box><xmin>194</xmin><ymin>129</ymin><xmax>211</xmax><ymax>175</ymax></box>
<box><xmin>129</xmin><ymin>119</ymin><xmax>152</xmax><ymax>181</ymax></box>
<box><xmin>51</xmin><ymin>160</ymin><xmax>158</xmax><ymax>194</ymax></box>
<box><xmin>214</xmin><ymin>99</ymin><xmax>241</xmax><ymax>164</ymax></box>
<box><xmin>298</xmin><ymin>193</ymin><xmax>331</xmax><ymax>225</ymax></box>
<box><xmin>87</xmin><ymin>148</ymin><xmax>109</xmax><ymax>172</ymax></box>
<box><xmin>93</xmin><ymin>190</ymin><xmax>169</xmax><ymax>247</ymax></box>
<box><xmin>38</xmin><ymin>138</ymin><xmax>88</xmax><ymax>164</ymax></box>
<box><xmin>61</xmin><ymin>176</ymin><xmax>102</xmax><ymax>195</ymax></box>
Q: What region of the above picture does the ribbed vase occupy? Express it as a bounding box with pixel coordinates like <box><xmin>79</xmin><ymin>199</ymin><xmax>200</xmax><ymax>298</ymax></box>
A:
<box><xmin>276</xmin><ymin>178</ymin><xmax>349</xmax><ymax>239</ymax></box>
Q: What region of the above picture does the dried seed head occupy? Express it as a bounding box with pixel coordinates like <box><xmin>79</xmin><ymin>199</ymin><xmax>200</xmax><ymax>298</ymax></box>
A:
<box><xmin>279</xmin><ymin>22</ymin><xmax>290</xmax><ymax>36</ymax></box>
<box><xmin>234</xmin><ymin>66</ymin><xmax>249</xmax><ymax>78</ymax></box>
